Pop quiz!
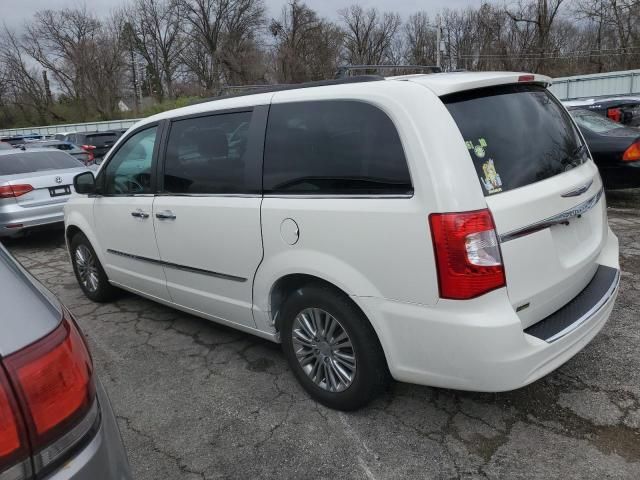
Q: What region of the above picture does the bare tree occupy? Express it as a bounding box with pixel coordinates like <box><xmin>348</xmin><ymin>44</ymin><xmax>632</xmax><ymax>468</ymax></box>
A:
<box><xmin>0</xmin><ymin>28</ymin><xmax>50</xmax><ymax>124</ymax></box>
<box><xmin>404</xmin><ymin>12</ymin><xmax>437</xmax><ymax>65</ymax></box>
<box><xmin>127</xmin><ymin>0</ymin><xmax>185</xmax><ymax>101</ymax></box>
<box><xmin>270</xmin><ymin>0</ymin><xmax>343</xmax><ymax>83</ymax></box>
<box><xmin>339</xmin><ymin>5</ymin><xmax>401</xmax><ymax>65</ymax></box>
<box><xmin>180</xmin><ymin>0</ymin><xmax>265</xmax><ymax>93</ymax></box>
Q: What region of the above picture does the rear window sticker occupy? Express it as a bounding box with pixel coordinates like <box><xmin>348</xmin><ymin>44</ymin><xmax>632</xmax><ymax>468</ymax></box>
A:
<box><xmin>466</xmin><ymin>138</ymin><xmax>487</xmax><ymax>158</ymax></box>
<box><xmin>481</xmin><ymin>159</ymin><xmax>503</xmax><ymax>194</ymax></box>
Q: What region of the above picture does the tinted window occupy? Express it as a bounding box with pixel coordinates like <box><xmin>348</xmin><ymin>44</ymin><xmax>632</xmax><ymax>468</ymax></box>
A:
<box><xmin>0</xmin><ymin>151</ymin><xmax>83</xmax><ymax>175</ymax></box>
<box><xmin>263</xmin><ymin>101</ymin><xmax>412</xmax><ymax>195</ymax></box>
<box><xmin>444</xmin><ymin>85</ymin><xmax>587</xmax><ymax>196</ymax></box>
<box><xmin>103</xmin><ymin>127</ymin><xmax>156</xmax><ymax>195</ymax></box>
<box><xmin>85</xmin><ymin>133</ymin><xmax>118</xmax><ymax>147</ymax></box>
<box><xmin>163</xmin><ymin>112</ymin><xmax>252</xmax><ymax>194</ymax></box>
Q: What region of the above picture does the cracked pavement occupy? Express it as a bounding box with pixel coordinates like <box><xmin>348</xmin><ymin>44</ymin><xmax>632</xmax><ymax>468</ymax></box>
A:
<box><xmin>3</xmin><ymin>193</ymin><xmax>640</xmax><ymax>479</ymax></box>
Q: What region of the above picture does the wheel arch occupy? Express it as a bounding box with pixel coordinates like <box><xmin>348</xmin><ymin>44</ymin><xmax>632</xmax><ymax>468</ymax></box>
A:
<box><xmin>266</xmin><ymin>272</ymin><xmax>391</xmax><ymax>372</ymax></box>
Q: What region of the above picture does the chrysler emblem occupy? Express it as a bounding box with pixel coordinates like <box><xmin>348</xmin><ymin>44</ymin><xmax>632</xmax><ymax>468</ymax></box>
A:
<box><xmin>55</xmin><ymin>176</ymin><xmax>63</xmax><ymax>184</ymax></box>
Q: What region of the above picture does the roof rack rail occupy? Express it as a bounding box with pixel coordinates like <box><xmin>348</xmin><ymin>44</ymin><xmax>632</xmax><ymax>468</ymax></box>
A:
<box><xmin>335</xmin><ymin>65</ymin><xmax>442</xmax><ymax>78</ymax></box>
<box><xmin>191</xmin><ymin>75</ymin><xmax>384</xmax><ymax>105</ymax></box>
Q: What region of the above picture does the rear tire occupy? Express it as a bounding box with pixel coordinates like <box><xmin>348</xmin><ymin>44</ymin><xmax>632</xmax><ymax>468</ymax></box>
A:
<box><xmin>70</xmin><ymin>232</ymin><xmax>118</xmax><ymax>302</ymax></box>
<box><xmin>281</xmin><ymin>283</ymin><xmax>389</xmax><ymax>411</ymax></box>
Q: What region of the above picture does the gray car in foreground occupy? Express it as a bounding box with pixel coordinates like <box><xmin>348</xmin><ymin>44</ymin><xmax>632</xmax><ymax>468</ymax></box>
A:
<box><xmin>0</xmin><ymin>149</ymin><xmax>91</xmax><ymax>237</ymax></box>
<box><xmin>0</xmin><ymin>243</ymin><xmax>132</xmax><ymax>480</ymax></box>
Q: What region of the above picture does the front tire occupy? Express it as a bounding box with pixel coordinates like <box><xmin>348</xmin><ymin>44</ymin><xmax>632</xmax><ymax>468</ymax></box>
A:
<box><xmin>70</xmin><ymin>232</ymin><xmax>118</xmax><ymax>302</ymax></box>
<box><xmin>281</xmin><ymin>284</ymin><xmax>389</xmax><ymax>411</ymax></box>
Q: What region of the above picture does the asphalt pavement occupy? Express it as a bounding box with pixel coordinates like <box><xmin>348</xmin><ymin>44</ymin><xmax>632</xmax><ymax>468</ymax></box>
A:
<box><xmin>4</xmin><ymin>194</ymin><xmax>640</xmax><ymax>479</ymax></box>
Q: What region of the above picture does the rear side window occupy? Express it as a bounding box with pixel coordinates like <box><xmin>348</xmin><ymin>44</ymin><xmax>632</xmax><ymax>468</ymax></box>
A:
<box><xmin>163</xmin><ymin>112</ymin><xmax>253</xmax><ymax>194</ymax></box>
<box><xmin>443</xmin><ymin>85</ymin><xmax>586</xmax><ymax>196</ymax></box>
<box><xmin>263</xmin><ymin>101</ymin><xmax>412</xmax><ymax>195</ymax></box>
<box><xmin>0</xmin><ymin>151</ymin><xmax>83</xmax><ymax>175</ymax></box>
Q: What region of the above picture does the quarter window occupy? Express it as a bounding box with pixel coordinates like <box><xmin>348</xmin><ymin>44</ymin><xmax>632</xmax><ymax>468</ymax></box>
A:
<box><xmin>163</xmin><ymin>112</ymin><xmax>253</xmax><ymax>194</ymax></box>
<box><xmin>103</xmin><ymin>127</ymin><xmax>157</xmax><ymax>195</ymax></box>
<box><xmin>263</xmin><ymin>101</ymin><xmax>412</xmax><ymax>195</ymax></box>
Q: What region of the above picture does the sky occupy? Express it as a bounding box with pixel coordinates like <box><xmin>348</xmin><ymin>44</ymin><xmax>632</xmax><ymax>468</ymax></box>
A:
<box><xmin>1</xmin><ymin>0</ymin><xmax>486</xmax><ymax>28</ymax></box>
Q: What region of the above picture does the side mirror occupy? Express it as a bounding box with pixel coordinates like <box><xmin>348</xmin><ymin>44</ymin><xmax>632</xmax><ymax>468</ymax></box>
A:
<box><xmin>74</xmin><ymin>171</ymin><xmax>96</xmax><ymax>195</ymax></box>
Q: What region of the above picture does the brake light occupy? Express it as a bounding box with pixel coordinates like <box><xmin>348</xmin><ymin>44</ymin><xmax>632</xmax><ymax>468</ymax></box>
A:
<box><xmin>518</xmin><ymin>74</ymin><xmax>535</xmax><ymax>82</ymax></box>
<box><xmin>0</xmin><ymin>367</ymin><xmax>29</xmax><ymax>474</ymax></box>
<box><xmin>2</xmin><ymin>310</ymin><xmax>96</xmax><ymax>475</ymax></box>
<box><xmin>622</xmin><ymin>141</ymin><xmax>640</xmax><ymax>162</ymax></box>
<box><xmin>607</xmin><ymin>107</ymin><xmax>622</xmax><ymax>123</ymax></box>
<box><xmin>429</xmin><ymin>209</ymin><xmax>506</xmax><ymax>300</ymax></box>
<box><xmin>0</xmin><ymin>184</ymin><xmax>33</xmax><ymax>198</ymax></box>
<box><xmin>81</xmin><ymin>144</ymin><xmax>96</xmax><ymax>151</ymax></box>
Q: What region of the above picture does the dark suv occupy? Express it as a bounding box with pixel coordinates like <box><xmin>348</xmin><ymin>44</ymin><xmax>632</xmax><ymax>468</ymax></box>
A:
<box><xmin>64</xmin><ymin>132</ymin><xmax>120</xmax><ymax>160</ymax></box>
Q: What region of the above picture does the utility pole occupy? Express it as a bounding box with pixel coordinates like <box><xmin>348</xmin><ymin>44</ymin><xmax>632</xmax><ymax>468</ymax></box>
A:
<box><xmin>436</xmin><ymin>14</ymin><xmax>441</xmax><ymax>68</ymax></box>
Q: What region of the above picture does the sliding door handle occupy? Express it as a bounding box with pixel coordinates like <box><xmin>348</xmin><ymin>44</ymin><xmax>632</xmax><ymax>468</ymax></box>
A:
<box><xmin>156</xmin><ymin>210</ymin><xmax>176</xmax><ymax>220</ymax></box>
<box><xmin>131</xmin><ymin>209</ymin><xmax>149</xmax><ymax>219</ymax></box>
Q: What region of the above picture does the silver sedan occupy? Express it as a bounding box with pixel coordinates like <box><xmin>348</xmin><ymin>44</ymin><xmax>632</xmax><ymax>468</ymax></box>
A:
<box><xmin>0</xmin><ymin>148</ymin><xmax>92</xmax><ymax>237</ymax></box>
<box><xmin>0</xmin><ymin>243</ymin><xmax>132</xmax><ymax>479</ymax></box>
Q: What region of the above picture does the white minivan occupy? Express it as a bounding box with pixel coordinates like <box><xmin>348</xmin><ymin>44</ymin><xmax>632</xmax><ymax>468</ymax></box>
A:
<box><xmin>65</xmin><ymin>72</ymin><xmax>620</xmax><ymax>410</ymax></box>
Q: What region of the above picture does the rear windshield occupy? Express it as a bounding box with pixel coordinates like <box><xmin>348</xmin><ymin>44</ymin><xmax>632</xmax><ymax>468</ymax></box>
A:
<box><xmin>443</xmin><ymin>84</ymin><xmax>586</xmax><ymax>196</ymax></box>
<box><xmin>571</xmin><ymin>108</ymin><xmax>626</xmax><ymax>133</ymax></box>
<box><xmin>85</xmin><ymin>133</ymin><xmax>118</xmax><ymax>146</ymax></box>
<box><xmin>0</xmin><ymin>151</ymin><xmax>83</xmax><ymax>175</ymax></box>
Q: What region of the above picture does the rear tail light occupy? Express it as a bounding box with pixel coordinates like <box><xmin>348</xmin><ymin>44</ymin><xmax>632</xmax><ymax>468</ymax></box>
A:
<box><xmin>0</xmin><ymin>368</ymin><xmax>30</xmax><ymax>477</ymax></box>
<box><xmin>607</xmin><ymin>107</ymin><xmax>622</xmax><ymax>123</ymax></box>
<box><xmin>81</xmin><ymin>144</ymin><xmax>96</xmax><ymax>152</ymax></box>
<box><xmin>429</xmin><ymin>209</ymin><xmax>506</xmax><ymax>300</ymax></box>
<box><xmin>1</xmin><ymin>310</ymin><xmax>97</xmax><ymax>478</ymax></box>
<box><xmin>0</xmin><ymin>184</ymin><xmax>33</xmax><ymax>198</ymax></box>
<box><xmin>622</xmin><ymin>141</ymin><xmax>640</xmax><ymax>162</ymax></box>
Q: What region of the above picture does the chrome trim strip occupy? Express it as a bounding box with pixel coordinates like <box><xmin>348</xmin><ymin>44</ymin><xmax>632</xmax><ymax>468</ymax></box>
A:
<box><xmin>156</xmin><ymin>193</ymin><xmax>261</xmax><ymax>198</ymax></box>
<box><xmin>0</xmin><ymin>459</ymin><xmax>32</xmax><ymax>480</ymax></box>
<box><xmin>106</xmin><ymin>249</ymin><xmax>247</xmax><ymax>282</ymax></box>
<box><xmin>545</xmin><ymin>268</ymin><xmax>620</xmax><ymax>343</ymax></box>
<box><xmin>561</xmin><ymin>179</ymin><xmax>593</xmax><ymax>197</ymax></box>
<box><xmin>500</xmin><ymin>187</ymin><xmax>604</xmax><ymax>243</ymax></box>
<box><xmin>262</xmin><ymin>193</ymin><xmax>414</xmax><ymax>199</ymax></box>
<box><xmin>33</xmin><ymin>400</ymin><xmax>100</xmax><ymax>473</ymax></box>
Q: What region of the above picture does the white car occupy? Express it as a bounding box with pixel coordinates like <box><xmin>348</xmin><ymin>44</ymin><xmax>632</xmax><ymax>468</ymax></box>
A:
<box><xmin>64</xmin><ymin>72</ymin><xmax>620</xmax><ymax>410</ymax></box>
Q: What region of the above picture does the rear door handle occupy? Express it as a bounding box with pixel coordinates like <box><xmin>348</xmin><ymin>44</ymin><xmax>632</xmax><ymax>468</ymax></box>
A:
<box><xmin>131</xmin><ymin>209</ymin><xmax>149</xmax><ymax>219</ymax></box>
<box><xmin>155</xmin><ymin>210</ymin><xmax>176</xmax><ymax>220</ymax></box>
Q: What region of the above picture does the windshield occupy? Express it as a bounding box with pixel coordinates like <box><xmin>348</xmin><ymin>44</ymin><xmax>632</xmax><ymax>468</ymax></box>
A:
<box><xmin>0</xmin><ymin>151</ymin><xmax>84</xmax><ymax>175</ymax></box>
<box><xmin>443</xmin><ymin>84</ymin><xmax>587</xmax><ymax>196</ymax></box>
<box><xmin>571</xmin><ymin>109</ymin><xmax>627</xmax><ymax>133</ymax></box>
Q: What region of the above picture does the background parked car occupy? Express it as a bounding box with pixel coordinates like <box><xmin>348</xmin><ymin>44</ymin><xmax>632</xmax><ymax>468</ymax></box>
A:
<box><xmin>24</xmin><ymin>140</ymin><xmax>95</xmax><ymax>166</ymax></box>
<box><xmin>565</xmin><ymin>96</ymin><xmax>640</xmax><ymax>126</ymax></box>
<box><xmin>569</xmin><ymin>107</ymin><xmax>640</xmax><ymax>189</ymax></box>
<box><xmin>0</xmin><ymin>148</ymin><xmax>91</xmax><ymax>237</ymax></box>
<box><xmin>62</xmin><ymin>131</ymin><xmax>119</xmax><ymax>162</ymax></box>
<box><xmin>0</xmin><ymin>242</ymin><xmax>132</xmax><ymax>479</ymax></box>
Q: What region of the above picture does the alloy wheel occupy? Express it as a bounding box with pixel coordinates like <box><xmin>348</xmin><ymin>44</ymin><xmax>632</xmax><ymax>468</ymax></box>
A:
<box><xmin>75</xmin><ymin>245</ymin><xmax>100</xmax><ymax>293</ymax></box>
<box><xmin>292</xmin><ymin>308</ymin><xmax>356</xmax><ymax>392</ymax></box>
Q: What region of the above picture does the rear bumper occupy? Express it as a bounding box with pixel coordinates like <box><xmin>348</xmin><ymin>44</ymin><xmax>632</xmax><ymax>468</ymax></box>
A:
<box><xmin>359</xmin><ymin>228</ymin><xmax>620</xmax><ymax>392</ymax></box>
<box><xmin>0</xmin><ymin>201</ymin><xmax>67</xmax><ymax>237</ymax></box>
<box><xmin>46</xmin><ymin>379</ymin><xmax>132</xmax><ymax>480</ymax></box>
